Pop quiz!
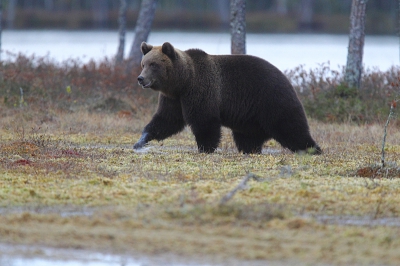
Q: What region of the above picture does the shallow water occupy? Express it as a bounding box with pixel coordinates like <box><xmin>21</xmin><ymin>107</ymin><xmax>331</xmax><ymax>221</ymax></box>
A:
<box><xmin>314</xmin><ymin>215</ymin><xmax>400</xmax><ymax>227</ymax></box>
<box><xmin>0</xmin><ymin>244</ymin><xmax>212</xmax><ymax>266</ymax></box>
<box><xmin>0</xmin><ymin>245</ymin><xmax>134</xmax><ymax>266</ymax></box>
<box><xmin>0</xmin><ymin>243</ymin><xmax>275</xmax><ymax>266</ymax></box>
<box><xmin>2</xmin><ymin>30</ymin><xmax>398</xmax><ymax>71</ymax></box>
<box><xmin>2</xmin><ymin>254</ymin><xmax>138</xmax><ymax>266</ymax></box>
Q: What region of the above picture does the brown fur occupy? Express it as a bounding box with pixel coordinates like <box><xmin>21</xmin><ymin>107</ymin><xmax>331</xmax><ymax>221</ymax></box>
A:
<box><xmin>135</xmin><ymin>42</ymin><xmax>321</xmax><ymax>154</ymax></box>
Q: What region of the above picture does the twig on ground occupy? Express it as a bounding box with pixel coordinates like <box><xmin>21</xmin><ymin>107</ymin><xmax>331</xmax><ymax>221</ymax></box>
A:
<box><xmin>381</xmin><ymin>100</ymin><xmax>397</xmax><ymax>168</ymax></box>
<box><xmin>219</xmin><ymin>173</ymin><xmax>260</xmax><ymax>205</ymax></box>
<box><xmin>373</xmin><ymin>195</ymin><xmax>383</xmax><ymax>219</ymax></box>
<box><xmin>19</xmin><ymin>87</ymin><xmax>24</xmax><ymax>108</ymax></box>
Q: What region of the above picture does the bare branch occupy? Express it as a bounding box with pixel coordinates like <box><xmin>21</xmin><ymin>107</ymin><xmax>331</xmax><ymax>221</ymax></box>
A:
<box><xmin>219</xmin><ymin>173</ymin><xmax>259</xmax><ymax>205</ymax></box>
<box><xmin>381</xmin><ymin>100</ymin><xmax>398</xmax><ymax>168</ymax></box>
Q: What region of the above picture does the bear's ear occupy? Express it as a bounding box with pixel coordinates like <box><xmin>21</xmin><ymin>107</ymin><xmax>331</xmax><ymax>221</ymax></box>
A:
<box><xmin>141</xmin><ymin>42</ymin><xmax>153</xmax><ymax>55</ymax></box>
<box><xmin>162</xmin><ymin>42</ymin><xmax>176</xmax><ymax>60</ymax></box>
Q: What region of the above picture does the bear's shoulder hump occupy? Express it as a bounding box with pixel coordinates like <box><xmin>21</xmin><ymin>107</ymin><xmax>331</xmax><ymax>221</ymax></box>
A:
<box><xmin>185</xmin><ymin>48</ymin><xmax>208</xmax><ymax>57</ymax></box>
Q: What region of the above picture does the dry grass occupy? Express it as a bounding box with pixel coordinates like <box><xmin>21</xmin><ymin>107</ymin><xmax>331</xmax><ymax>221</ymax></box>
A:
<box><xmin>1</xmin><ymin>107</ymin><xmax>400</xmax><ymax>265</ymax></box>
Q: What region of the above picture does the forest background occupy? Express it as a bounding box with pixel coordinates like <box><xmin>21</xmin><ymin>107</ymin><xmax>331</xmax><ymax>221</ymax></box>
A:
<box><xmin>2</xmin><ymin>0</ymin><xmax>398</xmax><ymax>35</ymax></box>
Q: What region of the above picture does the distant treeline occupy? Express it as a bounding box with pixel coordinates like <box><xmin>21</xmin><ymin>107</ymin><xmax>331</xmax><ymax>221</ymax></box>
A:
<box><xmin>2</xmin><ymin>0</ymin><xmax>398</xmax><ymax>34</ymax></box>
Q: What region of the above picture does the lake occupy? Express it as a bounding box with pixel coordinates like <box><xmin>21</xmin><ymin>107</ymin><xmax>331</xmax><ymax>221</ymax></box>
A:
<box><xmin>1</xmin><ymin>30</ymin><xmax>398</xmax><ymax>71</ymax></box>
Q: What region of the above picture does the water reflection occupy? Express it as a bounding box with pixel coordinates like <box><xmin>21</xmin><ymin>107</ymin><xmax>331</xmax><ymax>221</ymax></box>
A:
<box><xmin>0</xmin><ymin>244</ymin><xmax>211</xmax><ymax>266</ymax></box>
<box><xmin>0</xmin><ymin>245</ymin><xmax>138</xmax><ymax>266</ymax></box>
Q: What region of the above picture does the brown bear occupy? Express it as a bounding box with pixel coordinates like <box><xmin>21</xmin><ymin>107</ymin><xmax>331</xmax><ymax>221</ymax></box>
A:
<box><xmin>134</xmin><ymin>42</ymin><xmax>321</xmax><ymax>154</ymax></box>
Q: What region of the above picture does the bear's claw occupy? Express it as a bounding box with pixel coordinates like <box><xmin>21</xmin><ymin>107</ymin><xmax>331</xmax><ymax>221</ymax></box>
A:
<box><xmin>133</xmin><ymin>132</ymin><xmax>149</xmax><ymax>150</ymax></box>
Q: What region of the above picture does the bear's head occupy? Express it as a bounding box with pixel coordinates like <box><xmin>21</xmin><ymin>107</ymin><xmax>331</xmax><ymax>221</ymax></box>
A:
<box><xmin>137</xmin><ymin>42</ymin><xmax>182</xmax><ymax>97</ymax></box>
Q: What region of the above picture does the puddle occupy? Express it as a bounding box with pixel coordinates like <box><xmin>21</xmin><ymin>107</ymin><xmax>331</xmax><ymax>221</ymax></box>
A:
<box><xmin>0</xmin><ymin>206</ymin><xmax>95</xmax><ymax>217</ymax></box>
<box><xmin>133</xmin><ymin>146</ymin><xmax>154</xmax><ymax>153</ymax></box>
<box><xmin>0</xmin><ymin>244</ymin><xmax>213</xmax><ymax>266</ymax></box>
<box><xmin>0</xmin><ymin>245</ymin><xmax>136</xmax><ymax>266</ymax></box>
<box><xmin>312</xmin><ymin>215</ymin><xmax>400</xmax><ymax>227</ymax></box>
<box><xmin>0</xmin><ymin>244</ymin><xmax>280</xmax><ymax>266</ymax></box>
<box><xmin>69</xmin><ymin>142</ymin><xmax>284</xmax><ymax>155</ymax></box>
<box><xmin>1</xmin><ymin>255</ymin><xmax>137</xmax><ymax>266</ymax></box>
<box><xmin>132</xmin><ymin>145</ymin><xmax>282</xmax><ymax>154</ymax></box>
<box><xmin>262</xmin><ymin>148</ymin><xmax>282</xmax><ymax>155</ymax></box>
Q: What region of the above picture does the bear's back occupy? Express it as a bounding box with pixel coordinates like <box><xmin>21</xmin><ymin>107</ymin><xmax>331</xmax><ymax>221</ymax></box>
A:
<box><xmin>211</xmin><ymin>54</ymin><xmax>301</xmax><ymax>109</ymax></box>
<box><xmin>183</xmin><ymin>49</ymin><xmax>303</xmax><ymax>124</ymax></box>
<box><xmin>184</xmin><ymin>49</ymin><xmax>295</xmax><ymax>100</ymax></box>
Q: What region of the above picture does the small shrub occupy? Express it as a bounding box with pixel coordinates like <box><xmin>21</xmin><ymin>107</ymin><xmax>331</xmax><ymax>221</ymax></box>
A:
<box><xmin>286</xmin><ymin>63</ymin><xmax>400</xmax><ymax>124</ymax></box>
<box><xmin>0</xmin><ymin>53</ymin><xmax>153</xmax><ymax>112</ymax></box>
<box><xmin>1</xmin><ymin>54</ymin><xmax>399</xmax><ymax>125</ymax></box>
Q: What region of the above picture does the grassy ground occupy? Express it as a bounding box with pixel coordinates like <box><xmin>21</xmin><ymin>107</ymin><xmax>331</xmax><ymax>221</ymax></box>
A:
<box><xmin>1</xmin><ymin>107</ymin><xmax>400</xmax><ymax>265</ymax></box>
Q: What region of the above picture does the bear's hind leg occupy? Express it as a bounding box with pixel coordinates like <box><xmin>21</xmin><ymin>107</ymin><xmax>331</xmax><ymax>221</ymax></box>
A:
<box><xmin>271</xmin><ymin>122</ymin><xmax>321</xmax><ymax>155</ymax></box>
<box><xmin>232</xmin><ymin>131</ymin><xmax>265</xmax><ymax>154</ymax></box>
<box><xmin>278</xmin><ymin>135</ymin><xmax>321</xmax><ymax>154</ymax></box>
<box><xmin>191</xmin><ymin>123</ymin><xmax>221</xmax><ymax>153</ymax></box>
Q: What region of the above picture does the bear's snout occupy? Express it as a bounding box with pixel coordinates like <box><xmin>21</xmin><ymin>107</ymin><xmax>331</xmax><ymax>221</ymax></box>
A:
<box><xmin>137</xmin><ymin>75</ymin><xmax>153</xmax><ymax>89</ymax></box>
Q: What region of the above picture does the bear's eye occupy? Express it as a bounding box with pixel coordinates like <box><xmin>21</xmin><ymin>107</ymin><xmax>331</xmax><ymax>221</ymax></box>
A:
<box><xmin>149</xmin><ymin>63</ymin><xmax>158</xmax><ymax>69</ymax></box>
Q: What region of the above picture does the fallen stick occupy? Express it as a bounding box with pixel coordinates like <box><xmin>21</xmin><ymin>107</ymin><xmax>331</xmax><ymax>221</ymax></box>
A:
<box><xmin>381</xmin><ymin>100</ymin><xmax>397</xmax><ymax>168</ymax></box>
<box><xmin>219</xmin><ymin>173</ymin><xmax>260</xmax><ymax>205</ymax></box>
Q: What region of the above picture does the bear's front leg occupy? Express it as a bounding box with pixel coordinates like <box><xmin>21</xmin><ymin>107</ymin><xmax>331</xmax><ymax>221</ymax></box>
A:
<box><xmin>133</xmin><ymin>132</ymin><xmax>150</xmax><ymax>150</ymax></box>
<box><xmin>133</xmin><ymin>113</ymin><xmax>185</xmax><ymax>150</ymax></box>
<box><xmin>190</xmin><ymin>118</ymin><xmax>221</xmax><ymax>153</ymax></box>
<box><xmin>133</xmin><ymin>95</ymin><xmax>185</xmax><ymax>150</ymax></box>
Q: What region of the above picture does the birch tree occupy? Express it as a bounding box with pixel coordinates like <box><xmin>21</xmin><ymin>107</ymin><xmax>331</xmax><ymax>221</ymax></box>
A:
<box><xmin>344</xmin><ymin>0</ymin><xmax>368</xmax><ymax>89</ymax></box>
<box><xmin>0</xmin><ymin>1</ymin><xmax>2</xmax><ymax>61</ymax></box>
<box><xmin>116</xmin><ymin>0</ymin><xmax>127</xmax><ymax>64</ymax></box>
<box><xmin>230</xmin><ymin>0</ymin><xmax>246</xmax><ymax>55</ymax></box>
<box><xmin>126</xmin><ymin>0</ymin><xmax>158</xmax><ymax>73</ymax></box>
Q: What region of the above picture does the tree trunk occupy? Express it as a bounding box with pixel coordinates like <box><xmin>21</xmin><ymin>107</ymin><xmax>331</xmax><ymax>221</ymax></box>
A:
<box><xmin>126</xmin><ymin>0</ymin><xmax>158</xmax><ymax>74</ymax></box>
<box><xmin>92</xmin><ymin>0</ymin><xmax>108</xmax><ymax>29</ymax></box>
<box><xmin>216</xmin><ymin>0</ymin><xmax>230</xmax><ymax>29</ymax></box>
<box><xmin>230</xmin><ymin>0</ymin><xmax>246</xmax><ymax>55</ymax></box>
<box><xmin>23</xmin><ymin>0</ymin><xmax>34</xmax><ymax>9</ymax></box>
<box><xmin>0</xmin><ymin>1</ymin><xmax>2</xmax><ymax>61</ymax></box>
<box><xmin>344</xmin><ymin>0</ymin><xmax>368</xmax><ymax>89</ymax></box>
<box><xmin>44</xmin><ymin>0</ymin><xmax>54</xmax><ymax>10</ymax></box>
<box><xmin>276</xmin><ymin>0</ymin><xmax>287</xmax><ymax>15</ymax></box>
<box><xmin>7</xmin><ymin>0</ymin><xmax>16</xmax><ymax>29</ymax></box>
<box><xmin>298</xmin><ymin>0</ymin><xmax>314</xmax><ymax>31</ymax></box>
<box><xmin>116</xmin><ymin>0</ymin><xmax>127</xmax><ymax>64</ymax></box>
